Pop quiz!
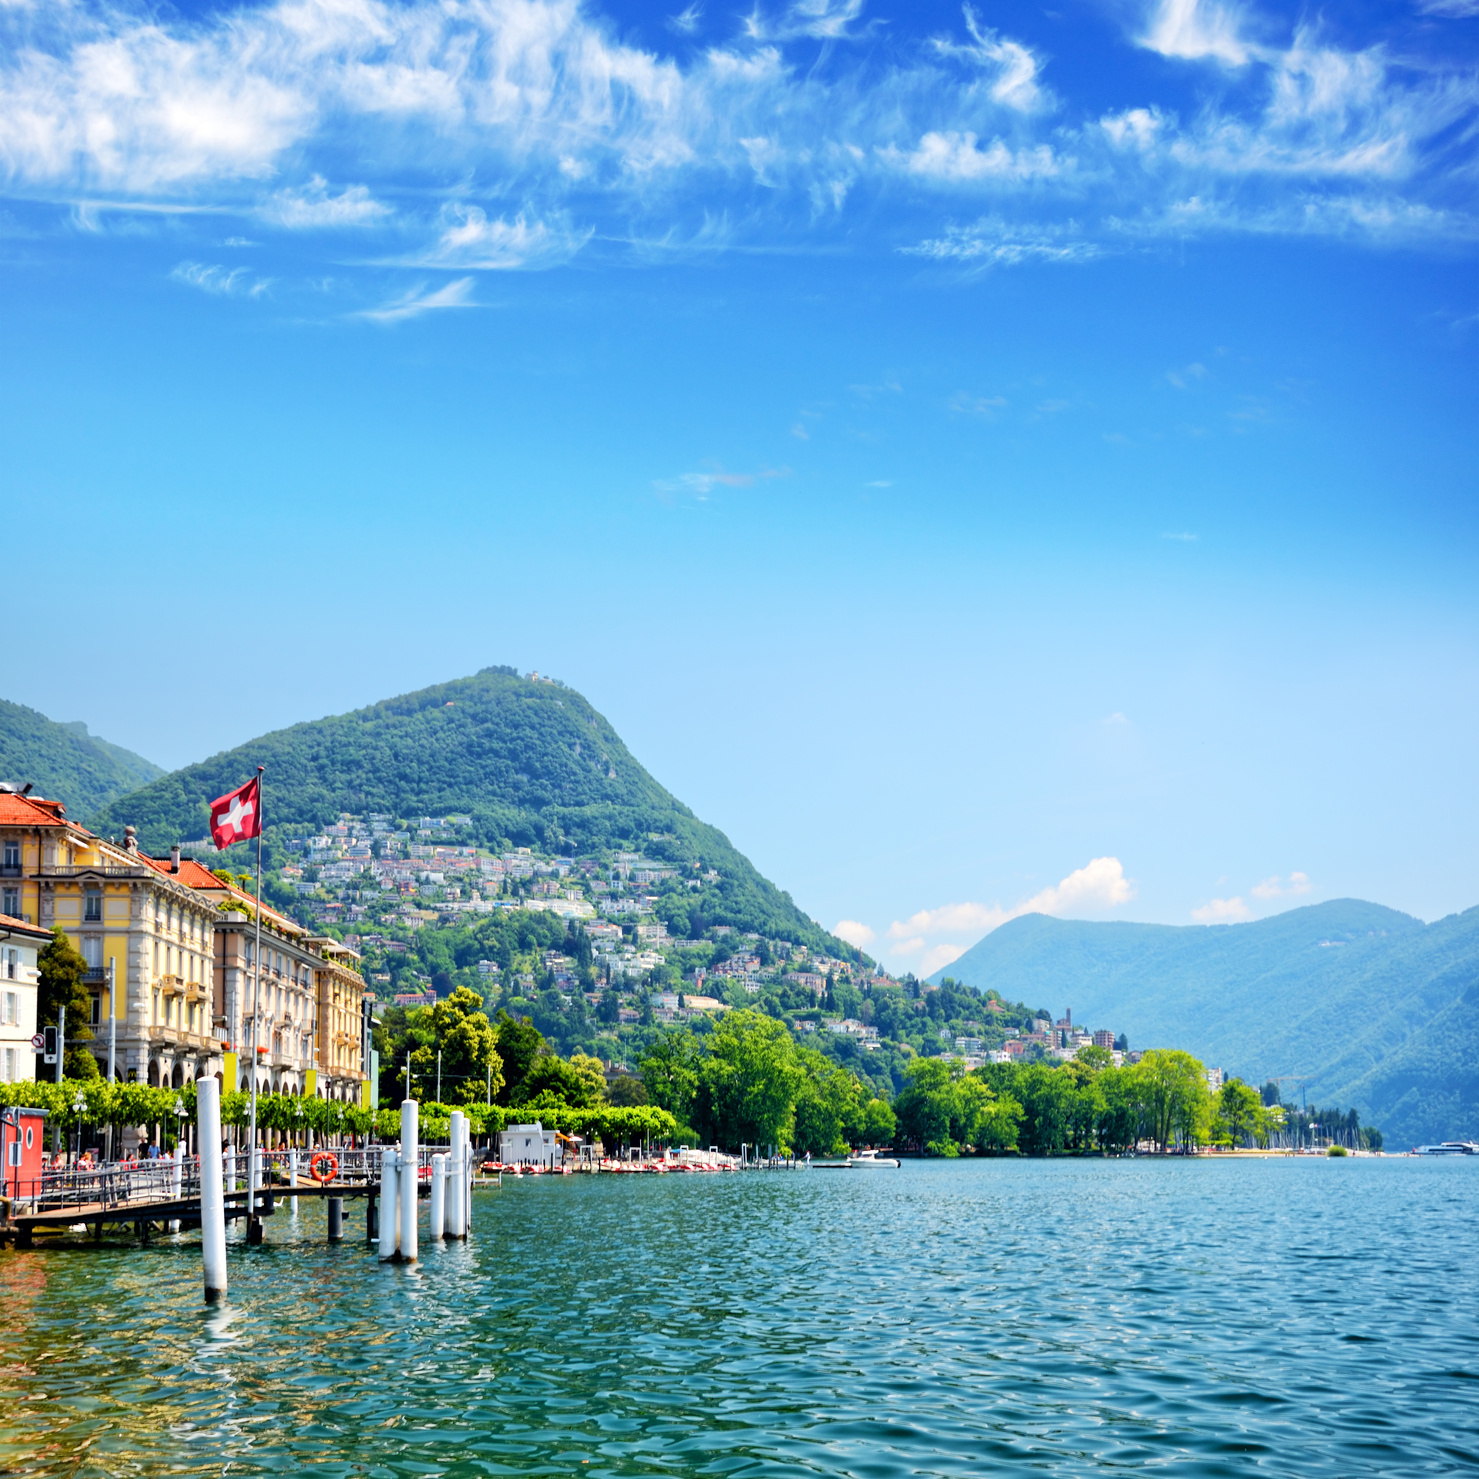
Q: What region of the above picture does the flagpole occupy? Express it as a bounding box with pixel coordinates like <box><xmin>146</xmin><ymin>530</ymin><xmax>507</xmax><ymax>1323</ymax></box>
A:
<box><xmin>248</xmin><ymin>766</ymin><xmax>265</xmax><ymax>1230</ymax></box>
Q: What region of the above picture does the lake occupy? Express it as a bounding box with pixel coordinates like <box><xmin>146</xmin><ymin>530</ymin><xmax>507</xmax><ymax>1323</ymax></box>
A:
<box><xmin>2</xmin><ymin>1157</ymin><xmax>1476</xmax><ymax>1476</ymax></box>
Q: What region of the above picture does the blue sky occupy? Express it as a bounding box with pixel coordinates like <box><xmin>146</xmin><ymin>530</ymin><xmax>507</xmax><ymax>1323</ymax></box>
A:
<box><xmin>1</xmin><ymin>0</ymin><xmax>1475</xmax><ymax>973</ymax></box>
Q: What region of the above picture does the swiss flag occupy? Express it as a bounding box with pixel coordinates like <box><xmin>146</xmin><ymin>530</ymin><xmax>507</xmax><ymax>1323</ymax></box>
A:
<box><xmin>209</xmin><ymin>776</ymin><xmax>262</xmax><ymax>850</ymax></box>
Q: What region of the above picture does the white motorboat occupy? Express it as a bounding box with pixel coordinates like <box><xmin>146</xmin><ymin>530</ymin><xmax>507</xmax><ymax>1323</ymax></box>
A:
<box><xmin>1414</xmin><ymin>1141</ymin><xmax>1478</xmax><ymax>1156</ymax></box>
<box><xmin>847</xmin><ymin>1149</ymin><xmax>900</xmax><ymax>1168</ymax></box>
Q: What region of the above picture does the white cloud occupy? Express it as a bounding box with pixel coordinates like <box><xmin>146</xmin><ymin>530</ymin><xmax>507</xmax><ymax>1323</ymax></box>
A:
<box><xmin>1168</xmin><ymin>361</ymin><xmax>1207</xmax><ymax>388</ymax></box>
<box><xmin>904</xmin><ymin>218</ymin><xmax>1100</xmax><ymax>267</ymax></box>
<box><xmin>653</xmin><ymin>465</ymin><xmax>787</xmax><ymax>498</ymax></box>
<box><xmin>418</xmin><ymin>207</ymin><xmax>590</xmax><ymax>271</ymax></box>
<box><xmin>886</xmin><ymin>133</ymin><xmax>1059</xmax><ymax>183</ymax></box>
<box><xmin>355</xmin><ymin>276</ymin><xmax>478</xmax><ymax>322</ymax></box>
<box><xmin>886</xmin><ymin>857</ymin><xmax>1137</xmax><ymax>974</ymax></box>
<box><xmin>1250</xmin><ymin>870</ymin><xmax>1311</xmax><ymax>899</ymax></box>
<box><xmin>1141</xmin><ymin>0</ymin><xmax>1254</xmax><ymax>66</ymax></box>
<box><xmin>0</xmin><ymin>0</ymin><xmax>1469</xmax><ymax>264</ymax></box>
<box><xmin>1161</xmin><ymin>531</ymin><xmax>1198</xmax><ymax>540</ymax></box>
<box><xmin>669</xmin><ymin>4</ymin><xmax>704</xmax><ymax>35</ymax></box>
<box><xmin>949</xmin><ymin>392</ymin><xmax>1006</xmax><ymax>417</ymax></box>
<box><xmin>932</xmin><ymin>8</ymin><xmax>1047</xmax><ymax>113</ymax></box>
<box><xmin>262</xmin><ymin>176</ymin><xmax>390</xmax><ymax>229</ymax></box>
<box><xmin>832</xmin><ymin>918</ymin><xmax>875</xmax><ymax>948</ymax></box>
<box><xmin>1417</xmin><ymin>0</ymin><xmax>1479</xmax><ymax>13</ymax></box>
<box><xmin>170</xmin><ymin>260</ymin><xmax>270</xmax><ymax>295</ymax></box>
<box><xmin>1193</xmin><ymin>895</ymin><xmax>1253</xmax><ymax>922</ymax></box>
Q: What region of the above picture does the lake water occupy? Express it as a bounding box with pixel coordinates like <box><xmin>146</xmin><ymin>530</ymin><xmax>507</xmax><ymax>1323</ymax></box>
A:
<box><xmin>2</xmin><ymin>1158</ymin><xmax>1477</xmax><ymax>1477</ymax></box>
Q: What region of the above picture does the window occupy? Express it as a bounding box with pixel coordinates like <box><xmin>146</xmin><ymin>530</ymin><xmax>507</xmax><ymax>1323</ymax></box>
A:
<box><xmin>81</xmin><ymin>938</ymin><xmax>102</xmax><ymax>969</ymax></box>
<box><xmin>90</xmin><ymin>994</ymin><xmax>100</xmax><ymax>1026</ymax></box>
<box><xmin>3</xmin><ymin>842</ymin><xmax>18</xmax><ymax>868</ymax></box>
<box><xmin>2</xmin><ymin>889</ymin><xmax>17</xmax><ymax>917</ymax></box>
<box><xmin>4</xmin><ymin>949</ymin><xmax>14</xmax><ymax>980</ymax></box>
<box><xmin>84</xmin><ymin>891</ymin><xmax>102</xmax><ymax>921</ymax></box>
<box><xmin>1</xmin><ymin>991</ymin><xmax>15</xmax><ymax>1025</ymax></box>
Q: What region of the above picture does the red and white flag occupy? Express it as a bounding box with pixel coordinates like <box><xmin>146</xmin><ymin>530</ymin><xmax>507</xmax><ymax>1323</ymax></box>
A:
<box><xmin>209</xmin><ymin>776</ymin><xmax>262</xmax><ymax>850</ymax></box>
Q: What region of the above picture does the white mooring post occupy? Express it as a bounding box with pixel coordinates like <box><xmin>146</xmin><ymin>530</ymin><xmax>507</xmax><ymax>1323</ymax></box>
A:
<box><xmin>289</xmin><ymin>1147</ymin><xmax>299</xmax><ymax>1214</ymax></box>
<box><xmin>379</xmin><ymin>1146</ymin><xmax>400</xmax><ymax>1261</ymax></box>
<box><xmin>448</xmin><ymin>1111</ymin><xmax>467</xmax><ymax>1240</ymax></box>
<box><xmin>169</xmin><ymin>1143</ymin><xmax>184</xmax><ymax>1233</ymax></box>
<box><xmin>224</xmin><ymin>1144</ymin><xmax>236</xmax><ymax>1193</ymax></box>
<box><xmin>398</xmin><ymin>1100</ymin><xmax>419</xmax><ymax>1263</ymax></box>
<box><xmin>197</xmin><ymin>1079</ymin><xmax>228</xmax><ymax>1302</ymax></box>
<box><xmin>429</xmin><ymin>1152</ymin><xmax>447</xmax><ymax>1241</ymax></box>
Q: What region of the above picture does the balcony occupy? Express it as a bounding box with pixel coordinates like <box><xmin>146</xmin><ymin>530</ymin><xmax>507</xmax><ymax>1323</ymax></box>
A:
<box><xmin>0</xmin><ymin>864</ymin><xmax>22</xmax><ymax>879</ymax></box>
<box><xmin>40</xmin><ymin>865</ymin><xmax>150</xmax><ymax>879</ymax></box>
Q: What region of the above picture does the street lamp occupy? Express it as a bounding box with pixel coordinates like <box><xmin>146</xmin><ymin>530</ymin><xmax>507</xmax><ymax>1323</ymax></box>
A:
<box><xmin>173</xmin><ymin>1095</ymin><xmax>186</xmax><ymax>1156</ymax></box>
<box><xmin>71</xmin><ymin>1088</ymin><xmax>86</xmax><ymax>1167</ymax></box>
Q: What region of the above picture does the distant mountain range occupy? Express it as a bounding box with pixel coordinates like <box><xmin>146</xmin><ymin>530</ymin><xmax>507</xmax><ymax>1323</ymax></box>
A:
<box><xmin>79</xmin><ymin>667</ymin><xmax>849</xmax><ymax>954</ymax></box>
<box><xmin>931</xmin><ymin>900</ymin><xmax>1479</xmax><ymax>1148</ymax></box>
<box><xmin>0</xmin><ymin>699</ymin><xmax>164</xmax><ymax>815</ymax></box>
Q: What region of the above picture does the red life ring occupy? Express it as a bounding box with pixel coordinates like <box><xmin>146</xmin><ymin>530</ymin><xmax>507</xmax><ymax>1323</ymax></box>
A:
<box><xmin>310</xmin><ymin>1151</ymin><xmax>339</xmax><ymax>1184</ymax></box>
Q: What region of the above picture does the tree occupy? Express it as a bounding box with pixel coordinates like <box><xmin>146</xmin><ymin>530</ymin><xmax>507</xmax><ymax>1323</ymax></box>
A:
<box><xmin>860</xmin><ymin>1096</ymin><xmax>897</xmax><ymax>1146</ymax></box>
<box><xmin>493</xmin><ymin>1011</ymin><xmax>545</xmax><ymax>1105</ymax></box>
<box><xmin>640</xmin><ymin>1030</ymin><xmax>702</xmax><ymax>1121</ymax></box>
<box><xmin>893</xmin><ymin>1057</ymin><xmax>957</xmax><ymax>1153</ymax></box>
<box><xmin>691</xmin><ymin>1009</ymin><xmax>805</xmax><ymax>1153</ymax></box>
<box><xmin>1217</xmin><ymin>1079</ymin><xmax>1263</xmax><ymax>1148</ymax></box>
<box><xmin>36</xmin><ymin>929</ymin><xmax>92</xmax><ymax>1058</ymax></box>
<box><xmin>1135</xmin><ymin>1050</ymin><xmax>1211</xmax><ymax>1152</ymax></box>
<box><xmin>409</xmin><ymin>986</ymin><xmax>503</xmax><ymax>1105</ymax></box>
<box><xmin>607</xmin><ymin>1074</ymin><xmax>649</xmax><ymax>1107</ymax></box>
<box><xmin>516</xmin><ymin>1051</ymin><xmax>606</xmax><ymax>1108</ymax></box>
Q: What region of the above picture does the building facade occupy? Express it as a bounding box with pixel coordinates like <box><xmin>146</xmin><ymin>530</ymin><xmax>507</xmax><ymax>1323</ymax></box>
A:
<box><xmin>0</xmin><ymin>794</ymin><xmax>224</xmax><ymax>1088</ymax></box>
<box><xmin>0</xmin><ymin>913</ymin><xmax>47</xmax><ymax>1084</ymax></box>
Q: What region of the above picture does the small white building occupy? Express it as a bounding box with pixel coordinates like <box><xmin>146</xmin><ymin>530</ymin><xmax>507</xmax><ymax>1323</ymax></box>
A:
<box><xmin>0</xmin><ymin>915</ymin><xmax>47</xmax><ymax>1084</ymax></box>
<box><xmin>500</xmin><ymin>1121</ymin><xmax>558</xmax><ymax>1168</ymax></box>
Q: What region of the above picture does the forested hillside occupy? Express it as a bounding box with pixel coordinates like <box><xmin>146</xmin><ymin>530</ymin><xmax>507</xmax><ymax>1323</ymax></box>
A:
<box><xmin>933</xmin><ymin>900</ymin><xmax>1479</xmax><ymax>1147</ymax></box>
<box><xmin>0</xmin><ymin>699</ymin><xmax>164</xmax><ymax>815</ymax></box>
<box><xmin>88</xmin><ymin>667</ymin><xmax>850</xmax><ymax>954</ymax></box>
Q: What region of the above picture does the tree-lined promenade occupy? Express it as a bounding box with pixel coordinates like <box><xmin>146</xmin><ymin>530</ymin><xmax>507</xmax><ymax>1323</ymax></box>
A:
<box><xmin>8</xmin><ymin>986</ymin><xmax>1377</xmax><ymax>1162</ymax></box>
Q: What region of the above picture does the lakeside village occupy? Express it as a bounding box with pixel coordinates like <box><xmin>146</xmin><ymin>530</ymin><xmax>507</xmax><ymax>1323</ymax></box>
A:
<box><xmin>0</xmin><ymin>792</ymin><xmax>1385</xmax><ymax>1175</ymax></box>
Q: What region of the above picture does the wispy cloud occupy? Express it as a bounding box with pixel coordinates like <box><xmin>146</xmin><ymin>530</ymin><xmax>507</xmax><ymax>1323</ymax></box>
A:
<box><xmin>355</xmin><ymin>277</ymin><xmax>478</xmax><ymax>322</ymax></box>
<box><xmin>653</xmin><ymin>465</ymin><xmax>788</xmax><ymax>499</ymax></box>
<box><xmin>0</xmin><ymin>0</ymin><xmax>1471</xmax><ymax>271</ymax></box>
<box><xmin>1161</xmin><ymin>530</ymin><xmax>1198</xmax><ymax>541</ymax></box>
<box><xmin>262</xmin><ymin>177</ymin><xmax>390</xmax><ymax>230</ymax></box>
<box><xmin>170</xmin><ymin>260</ymin><xmax>270</xmax><ymax>296</ymax></box>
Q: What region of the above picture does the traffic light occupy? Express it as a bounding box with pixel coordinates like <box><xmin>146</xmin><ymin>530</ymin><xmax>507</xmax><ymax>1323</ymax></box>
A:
<box><xmin>42</xmin><ymin>1026</ymin><xmax>57</xmax><ymax>1065</ymax></box>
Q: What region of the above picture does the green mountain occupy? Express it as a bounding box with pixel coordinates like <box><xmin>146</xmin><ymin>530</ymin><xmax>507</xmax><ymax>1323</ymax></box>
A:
<box><xmin>89</xmin><ymin>667</ymin><xmax>852</xmax><ymax>955</ymax></box>
<box><xmin>0</xmin><ymin>699</ymin><xmax>165</xmax><ymax>815</ymax></box>
<box><xmin>932</xmin><ymin>900</ymin><xmax>1479</xmax><ymax>1148</ymax></box>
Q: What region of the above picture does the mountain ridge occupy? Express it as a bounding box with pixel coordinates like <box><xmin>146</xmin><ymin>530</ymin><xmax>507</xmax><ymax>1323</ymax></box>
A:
<box><xmin>85</xmin><ymin>667</ymin><xmax>855</xmax><ymax>956</ymax></box>
<box><xmin>0</xmin><ymin>699</ymin><xmax>165</xmax><ymax>816</ymax></box>
<box><xmin>931</xmin><ymin>900</ymin><xmax>1479</xmax><ymax>1146</ymax></box>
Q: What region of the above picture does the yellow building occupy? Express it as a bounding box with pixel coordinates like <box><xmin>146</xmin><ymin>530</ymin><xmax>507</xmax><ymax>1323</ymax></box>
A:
<box><xmin>0</xmin><ymin>794</ymin><xmax>222</xmax><ymax>1088</ymax></box>
<box><xmin>188</xmin><ymin>869</ymin><xmax>368</xmax><ymax>1102</ymax></box>
<box><xmin>0</xmin><ymin>791</ymin><xmax>370</xmax><ymax>1101</ymax></box>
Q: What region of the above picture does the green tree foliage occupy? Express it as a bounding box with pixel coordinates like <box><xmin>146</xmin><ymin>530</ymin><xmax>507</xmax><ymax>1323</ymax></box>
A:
<box><xmin>1216</xmin><ymin>1078</ymin><xmax>1265</xmax><ymax>1147</ymax></box>
<box><xmin>0</xmin><ymin>699</ymin><xmax>163</xmax><ymax>818</ymax></box>
<box><xmin>691</xmin><ymin>1010</ymin><xmax>806</xmax><ymax>1152</ymax></box>
<box><xmin>407</xmin><ymin>987</ymin><xmax>503</xmax><ymax>1106</ymax></box>
<box><xmin>639</xmin><ymin>1031</ymin><xmax>702</xmax><ymax>1121</ymax></box>
<box><xmin>516</xmin><ymin>1050</ymin><xmax>607</xmax><ymax>1109</ymax></box>
<box><xmin>493</xmin><ymin>1012</ymin><xmax>546</xmax><ymax>1105</ymax></box>
<box><xmin>895</xmin><ymin>1057</ymin><xmax>1023</xmax><ymax>1155</ymax></box>
<box><xmin>37</xmin><ymin>928</ymin><xmax>92</xmax><ymax>1042</ymax></box>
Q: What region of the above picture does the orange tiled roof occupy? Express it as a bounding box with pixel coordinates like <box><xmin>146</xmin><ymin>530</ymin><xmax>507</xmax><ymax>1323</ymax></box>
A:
<box><xmin>139</xmin><ymin>853</ymin><xmax>228</xmax><ymax>891</ymax></box>
<box><xmin>0</xmin><ymin>793</ymin><xmax>86</xmax><ymax>830</ymax></box>
<box><xmin>0</xmin><ymin>911</ymin><xmax>51</xmax><ymax>940</ymax></box>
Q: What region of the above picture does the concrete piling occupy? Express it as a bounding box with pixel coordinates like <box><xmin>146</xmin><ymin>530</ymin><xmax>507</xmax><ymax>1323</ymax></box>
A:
<box><xmin>397</xmin><ymin>1100</ymin><xmax>418</xmax><ymax>1263</ymax></box>
<box><xmin>197</xmin><ymin>1080</ymin><xmax>228</xmax><ymax>1302</ymax></box>
<box><xmin>429</xmin><ymin>1153</ymin><xmax>447</xmax><ymax>1241</ymax></box>
<box><xmin>327</xmin><ymin>1197</ymin><xmax>343</xmax><ymax>1242</ymax></box>
<box><xmin>379</xmin><ymin>1146</ymin><xmax>399</xmax><ymax>1261</ymax></box>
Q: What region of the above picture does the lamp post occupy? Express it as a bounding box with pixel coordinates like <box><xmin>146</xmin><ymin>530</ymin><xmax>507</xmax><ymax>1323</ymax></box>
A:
<box><xmin>71</xmin><ymin>1088</ymin><xmax>86</xmax><ymax>1167</ymax></box>
<box><xmin>173</xmin><ymin>1095</ymin><xmax>186</xmax><ymax>1146</ymax></box>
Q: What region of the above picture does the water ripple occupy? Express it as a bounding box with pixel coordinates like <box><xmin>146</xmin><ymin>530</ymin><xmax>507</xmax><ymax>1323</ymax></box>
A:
<box><xmin>2</xmin><ymin>1159</ymin><xmax>1477</xmax><ymax>1477</ymax></box>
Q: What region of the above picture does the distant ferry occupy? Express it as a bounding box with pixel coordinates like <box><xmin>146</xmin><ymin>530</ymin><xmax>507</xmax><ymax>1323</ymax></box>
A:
<box><xmin>1414</xmin><ymin>1141</ymin><xmax>1479</xmax><ymax>1155</ymax></box>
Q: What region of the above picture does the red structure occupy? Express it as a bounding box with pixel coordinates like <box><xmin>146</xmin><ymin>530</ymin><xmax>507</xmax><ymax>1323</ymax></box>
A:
<box><xmin>2</xmin><ymin>1107</ymin><xmax>46</xmax><ymax>1200</ymax></box>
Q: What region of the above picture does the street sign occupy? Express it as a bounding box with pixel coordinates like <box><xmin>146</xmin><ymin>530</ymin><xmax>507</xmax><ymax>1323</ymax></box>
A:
<box><xmin>30</xmin><ymin>1033</ymin><xmax>43</xmax><ymax>1051</ymax></box>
